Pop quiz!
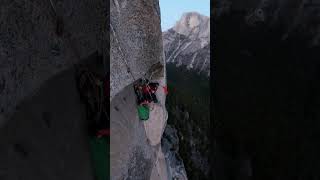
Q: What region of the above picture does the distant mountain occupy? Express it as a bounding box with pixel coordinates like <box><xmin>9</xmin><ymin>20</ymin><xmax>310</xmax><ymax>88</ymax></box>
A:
<box><xmin>162</xmin><ymin>12</ymin><xmax>211</xmax><ymax>180</ymax></box>
<box><xmin>163</xmin><ymin>12</ymin><xmax>210</xmax><ymax>76</ymax></box>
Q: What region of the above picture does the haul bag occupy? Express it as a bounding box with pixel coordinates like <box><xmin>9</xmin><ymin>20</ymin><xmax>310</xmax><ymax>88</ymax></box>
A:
<box><xmin>137</xmin><ymin>105</ymin><xmax>149</xmax><ymax>121</ymax></box>
<box><xmin>90</xmin><ymin>136</ymin><xmax>109</xmax><ymax>180</ymax></box>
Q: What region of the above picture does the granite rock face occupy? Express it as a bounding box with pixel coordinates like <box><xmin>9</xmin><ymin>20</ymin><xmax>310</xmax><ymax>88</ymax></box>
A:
<box><xmin>173</xmin><ymin>12</ymin><xmax>210</xmax><ymax>47</ymax></box>
<box><xmin>110</xmin><ymin>0</ymin><xmax>168</xmax><ymax>179</ymax></box>
<box><xmin>163</xmin><ymin>12</ymin><xmax>210</xmax><ymax>76</ymax></box>
<box><xmin>110</xmin><ymin>0</ymin><xmax>164</xmax><ymax>100</ymax></box>
<box><xmin>0</xmin><ymin>0</ymin><xmax>106</xmax><ymax>121</ymax></box>
<box><xmin>162</xmin><ymin>125</ymin><xmax>188</xmax><ymax>180</ymax></box>
<box><xmin>0</xmin><ymin>1</ymin><xmax>106</xmax><ymax>180</ymax></box>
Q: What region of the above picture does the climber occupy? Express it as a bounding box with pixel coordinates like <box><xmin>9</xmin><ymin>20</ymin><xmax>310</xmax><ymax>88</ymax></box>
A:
<box><xmin>140</xmin><ymin>79</ymin><xmax>158</xmax><ymax>103</ymax></box>
<box><xmin>133</xmin><ymin>79</ymin><xmax>160</xmax><ymax>121</ymax></box>
<box><xmin>134</xmin><ymin>79</ymin><xmax>159</xmax><ymax>105</ymax></box>
<box><xmin>142</xmin><ymin>83</ymin><xmax>153</xmax><ymax>103</ymax></box>
<box><xmin>148</xmin><ymin>82</ymin><xmax>159</xmax><ymax>103</ymax></box>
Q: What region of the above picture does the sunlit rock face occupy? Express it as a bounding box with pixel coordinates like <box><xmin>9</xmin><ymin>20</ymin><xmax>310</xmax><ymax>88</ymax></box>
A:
<box><xmin>173</xmin><ymin>12</ymin><xmax>210</xmax><ymax>47</ymax></box>
<box><xmin>110</xmin><ymin>0</ymin><xmax>169</xmax><ymax>179</ymax></box>
<box><xmin>163</xmin><ymin>12</ymin><xmax>210</xmax><ymax>77</ymax></box>
<box><xmin>162</xmin><ymin>125</ymin><xmax>188</xmax><ymax>180</ymax></box>
<box><xmin>110</xmin><ymin>0</ymin><xmax>164</xmax><ymax>100</ymax></box>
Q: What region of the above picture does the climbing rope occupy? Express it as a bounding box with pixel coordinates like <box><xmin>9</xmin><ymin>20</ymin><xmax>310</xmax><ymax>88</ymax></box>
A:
<box><xmin>110</xmin><ymin>23</ymin><xmax>161</xmax><ymax>118</ymax></box>
<box><xmin>48</xmin><ymin>0</ymin><xmax>57</xmax><ymax>16</ymax></box>
<box><xmin>110</xmin><ymin>20</ymin><xmax>167</xmax><ymax>105</ymax></box>
<box><xmin>109</xmin><ymin>13</ymin><xmax>168</xmax><ymax>120</ymax></box>
<box><xmin>110</xmin><ymin>23</ymin><xmax>136</xmax><ymax>81</ymax></box>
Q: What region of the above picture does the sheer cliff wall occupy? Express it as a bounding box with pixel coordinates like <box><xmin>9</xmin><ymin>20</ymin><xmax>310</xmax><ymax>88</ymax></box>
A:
<box><xmin>110</xmin><ymin>0</ymin><xmax>168</xmax><ymax>179</ymax></box>
<box><xmin>110</xmin><ymin>0</ymin><xmax>164</xmax><ymax>99</ymax></box>
<box><xmin>0</xmin><ymin>0</ymin><xmax>106</xmax><ymax>122</ymax></box>
<box><xmin>0</xmin><ymin>1</ymin><xmax>106</xmax><ymax>180</ymax></box>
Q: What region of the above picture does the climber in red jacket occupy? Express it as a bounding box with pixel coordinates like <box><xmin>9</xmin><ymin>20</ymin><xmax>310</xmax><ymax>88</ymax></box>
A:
<box><xmin>134</xmin><ymin>79</ymin><xmax>159</xmax><ymax>105</ymax></box>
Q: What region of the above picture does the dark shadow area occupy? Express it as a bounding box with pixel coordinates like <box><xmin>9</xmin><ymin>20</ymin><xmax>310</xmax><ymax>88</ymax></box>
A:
<box><xmin>166</xmin><ymin>64</ymin><xmax>210</xmax><ymax>180</ymax></box>
<box><xmin>214</xmin><ymin>4</ymin><xmax>320</xmax><ymax>180</ymax></box>
<box><xmin>0</xmin><ymin>52</ymin><xmax>106</xmax><ymax>180</ymax></box>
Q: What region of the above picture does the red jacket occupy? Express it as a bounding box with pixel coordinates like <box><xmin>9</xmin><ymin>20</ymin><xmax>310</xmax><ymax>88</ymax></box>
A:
<box><xmin>142</xmin><ymin>85</ymin><xmax>151</xmax><ymax>94</ymax></box>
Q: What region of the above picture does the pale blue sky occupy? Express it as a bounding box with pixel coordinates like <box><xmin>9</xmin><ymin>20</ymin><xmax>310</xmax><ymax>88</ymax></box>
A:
<box><xmin>159</xmin><ymin>0</ymin><xmax>210</xmax><ymax>31</ymax></box>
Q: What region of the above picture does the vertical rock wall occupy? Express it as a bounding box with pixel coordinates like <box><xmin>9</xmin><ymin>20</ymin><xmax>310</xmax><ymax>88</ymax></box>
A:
<box><xmin>0</xmin><ymin>1</ymin><xmax>106</xmax><ymax>179</ymax></box>
<box><xmin>110</xmin><ymin>0</ymin><xmax>164</xmax><ymax>100</ymax></box>
<box><xmin>0</xmin><ymin>0</ymin><xmax>106</xmax><ymax>121</ymax></box>
<box><xmin>110</xmin><ymin>0</ymin><xmax>168</xmax><ymax>179</ymax></box>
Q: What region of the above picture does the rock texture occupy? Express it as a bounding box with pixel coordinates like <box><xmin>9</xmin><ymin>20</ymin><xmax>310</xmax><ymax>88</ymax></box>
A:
<box><xmin>163</xmin><ymin>12</ymin><xmax>210</xmax><ymax>76</ymax></box>
<box><xmin>0</xmin><ymin>1</ymin><xmax>106</xmax><ymax>180</ymax></box>
<box><xmin>110</xmin><ymin>0</ymin><xmax>164</xmax><ymax>100</ymax></box>
<box><xmin>0</xmin><ymin>67</ymin><xmax>94</xmax><ymax>180</ymax></box>
<box><xmin>110</xmin><ymin>0</ymin><xmax>168</xmax><ymax>179</ymax></box>
<box><xmin>0</xmin><ymin>0</ymin><xmax>106</xmax><ymax>121</ymax></box>
<box><xmin>162</xmin><ymin>11</ymin><xmax>210</xmax><ymax>180</ymax></box>
<box><xmin>162</xmin><ymin>125</ymin><xmax>188</xmax><ymax>180</ymax></box>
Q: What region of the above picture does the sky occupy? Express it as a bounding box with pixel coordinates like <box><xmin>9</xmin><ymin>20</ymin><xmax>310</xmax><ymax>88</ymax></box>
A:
<box><xmin>159</xmin><ymin>0</ymin><xmax>210</xmax><ymax>31</ymax></box>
